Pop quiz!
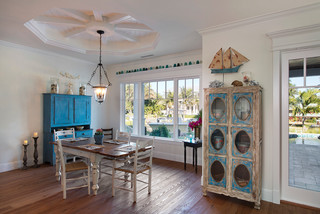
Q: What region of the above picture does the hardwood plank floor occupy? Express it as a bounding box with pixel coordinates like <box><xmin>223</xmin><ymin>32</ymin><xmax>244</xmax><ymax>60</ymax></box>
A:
<box><xmin>0</xmin><ymin>158</ymin><xmax>318</xmax><ymax>214</ymax></box>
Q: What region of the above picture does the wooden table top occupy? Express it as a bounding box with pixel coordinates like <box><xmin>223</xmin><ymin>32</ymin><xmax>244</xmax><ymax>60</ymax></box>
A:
<box><xmin>52</xmin><ymin>138</ymin><xmax>137</xmax><ymax>158</ymax></box>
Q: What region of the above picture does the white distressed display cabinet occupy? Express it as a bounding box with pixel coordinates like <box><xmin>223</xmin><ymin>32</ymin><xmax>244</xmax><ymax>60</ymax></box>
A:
<box><xmin>202</xmin><ymin>86</ymin><xmax>262</xmax><ymax>209</ymax></box>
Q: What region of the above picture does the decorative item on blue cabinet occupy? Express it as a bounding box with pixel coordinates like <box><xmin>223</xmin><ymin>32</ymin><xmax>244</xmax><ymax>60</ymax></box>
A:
<box><xmin>43</xmin><ymin>94</ymin><xmax>93</xmax><ymax>165</ymax></box>
<box><xmin>202</xmin><ymin>86</ymin><xmax>262</xmax><ymax>209</ymax></box>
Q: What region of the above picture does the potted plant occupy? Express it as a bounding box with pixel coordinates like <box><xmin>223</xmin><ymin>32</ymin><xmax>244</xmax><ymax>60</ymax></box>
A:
<box><xmin>188</xmin><ymin>110</ymin><xmax>202</xmax><ymax>140</ymax></box>
<box><xmin>94</xmin><ymin>129</ymin><xmax>104</xmax><ymax>145</ymax></box>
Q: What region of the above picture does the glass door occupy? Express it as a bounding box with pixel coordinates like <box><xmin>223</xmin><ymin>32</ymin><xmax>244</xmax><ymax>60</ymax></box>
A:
<box><xmin>281</xmin><ymin>48</ymin><xmax>320</xmax><ymax>208</ymax></box>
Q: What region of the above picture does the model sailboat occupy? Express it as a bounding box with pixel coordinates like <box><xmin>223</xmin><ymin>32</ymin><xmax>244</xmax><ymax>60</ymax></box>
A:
<box><xmin>209</xmin><ymin>48</ymin><xmax>249</xmax><ymax>73</ymax></box>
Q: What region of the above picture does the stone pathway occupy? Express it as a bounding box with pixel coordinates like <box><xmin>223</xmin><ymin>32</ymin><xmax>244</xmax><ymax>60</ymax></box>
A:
<box><xmin>289</xmin><ymin>143</ymin><xmax>320</xmax><ymax>192</ymax></box>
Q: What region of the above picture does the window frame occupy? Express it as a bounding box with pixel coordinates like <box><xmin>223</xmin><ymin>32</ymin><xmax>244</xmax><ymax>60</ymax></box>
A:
<box><xmin>120</xmin><ymin>75</ymin><xmax>201</xmax><ymax>141</ymax></box>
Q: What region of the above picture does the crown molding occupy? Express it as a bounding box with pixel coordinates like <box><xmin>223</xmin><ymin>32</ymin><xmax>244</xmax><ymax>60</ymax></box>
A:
<box><xmin>266</xmin><ymin>23</ymin><xmax>320</xmax><ymax>51</ymax></box>
<box><xmin>266</xmin><ymin>23</ymin><xmax>320</xmax><ymax>38</ymax></box>
<box><xmin>198</xmin><ymin>3</ymin><xmax>320</xmax><ymax>35</ymax></box>
<box><xmin>24</xmin><ymin>15</ymin><xmax>160</xmax><ymax>56</ymax></box>
<box><xmin>0</xmin><ymin>40</ymin><xmax>94</xmax><ymax>64</ymax></box>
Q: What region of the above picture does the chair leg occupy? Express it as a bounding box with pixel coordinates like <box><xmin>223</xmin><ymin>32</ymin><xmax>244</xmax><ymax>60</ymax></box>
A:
<box><xmin>62</xmin><ymin>174</ymin><xmax>67</xmax><ymax>199</ymax></box>
<box><xmin>133</xmin><ymin>173</ymin><xmax>137</xmax><ymax>203</ymax></box>
<box><xmin>99</xmin><ymin>161</ymin><xmax>101</xmax><ymax>179</ymax></box>
<box><xmin>112</xmin><ymin>160</ymin><xmax>115</xmax><ymax>197</ymax></box>
<box><xmin>131</xmin><ymin>173</ymin><xmax>133</xmax><ymax>188</ymax></box>
<box><xmin>88</xmin><ymin>166</ymin><xmax>91</xmax><ymax>195</ymax></box>
<box><xmin>148</xmin><ymin>169</ymin><xmax>152</xmax><ymax>194</ymax></box>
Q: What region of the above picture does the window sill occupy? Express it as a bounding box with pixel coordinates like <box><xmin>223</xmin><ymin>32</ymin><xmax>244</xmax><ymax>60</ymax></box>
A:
<box><xmin>130</xmin><ymin>134</ymin><xmax>184</xmax><ymax>145</ymax></box>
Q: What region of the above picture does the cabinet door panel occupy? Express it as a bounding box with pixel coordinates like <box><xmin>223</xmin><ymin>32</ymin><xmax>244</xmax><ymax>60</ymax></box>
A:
<box><xmin>52</xmin><ymin>96</ymin><xmax>73</xmax><ymax>126</ymax></box>
<box><xmin>232</xmin><ymin>159</ymin><xmax>252</xmax><ymax>193</ymax></box>
<box><xmin>209</xmin><ymin>125</ymin><xmax>227</xmax><ymax>155</ymax></box>
<box><xmin>209</xmin><ymin>93</ymin><xmax>227</xmax><ymax>124</ymax></box>
<box><xmin>232</xmin><ymin>126</ymin><xmax>253</xmax><ymax>159</ymax></box>
<box><xmin>208</xmin><ymin>155</ymin><xmax>227</xmax><ymax>188</ymax></box>
<box><xmin>232</xmin><ymin>92</ymin><xmax>253</xmax><ymax>125</ymax></box>
<box><xmin>74</xmin><ymin>97</ymin><xmax>91</xmax><ymax>124</ymax></box>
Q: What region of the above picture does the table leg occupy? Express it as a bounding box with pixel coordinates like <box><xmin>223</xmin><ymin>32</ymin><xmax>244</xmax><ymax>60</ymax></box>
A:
<box><xmin>184</xmin><ymin>145</ymin><xmax>186</xmax><ymax>170</ymax></box>
<box><xmin>54</xmin><ymin>145</ymin><xmax>61</xmax><ymax>181</ymax></box>
<box><xmin>195</xmin><ymin>147</ymin><xmax>198</xmax><ymax>173</ymax></box>
<box><xmin>91</xmin><ymin>157</ymin><xmax>100</xmax><ymax>195</ymax></box>
<box><xmin>192</xmin><ymin>147</ymin><xmax>195</xmax><ymax>167</ymax></box>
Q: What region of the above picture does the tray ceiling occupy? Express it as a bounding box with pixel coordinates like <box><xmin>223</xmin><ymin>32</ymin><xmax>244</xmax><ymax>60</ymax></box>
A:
<box><xmin>1</xmin><ymin>0</ymin><xmax>319</xmax><ymax>65</ymax></box>
<box><xmin>25</xmin><ymin>8</ymin><xmax>159</xmax><ymax>55</ymax></box>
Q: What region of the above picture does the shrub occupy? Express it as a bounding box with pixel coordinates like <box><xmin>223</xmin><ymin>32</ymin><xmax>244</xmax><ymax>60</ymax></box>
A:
<box><xmin>150</xmin><ymin>125</ymin><xmax>169</xmax><ymax>137</ymax></box>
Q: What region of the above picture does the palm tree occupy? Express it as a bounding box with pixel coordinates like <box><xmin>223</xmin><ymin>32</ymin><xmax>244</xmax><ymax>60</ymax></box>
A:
<box><xmin>292</xmin><ymin>88</ymin><xmax>320</xmax><ymax>128</ymax></box>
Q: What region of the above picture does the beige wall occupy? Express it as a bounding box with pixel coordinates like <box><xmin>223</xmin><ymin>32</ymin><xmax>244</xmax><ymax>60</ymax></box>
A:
<box><xmin>200</xmin><ymin>6</ymin><xmax>320</xmax><ymax>202</ymax></box>
<box><xmin>0</xmin><ymin>42</ymin><xmax>106</xmax><ymax>172</ymax></box>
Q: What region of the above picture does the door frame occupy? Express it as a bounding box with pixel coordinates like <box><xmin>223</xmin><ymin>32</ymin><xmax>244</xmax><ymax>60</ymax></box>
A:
<box><xmin>280</xmin><ymin>49</ymin><xmax>320</xmax><ymax>208</ymax></box>
<box><xmin>267</xmin><ymin>24</ymin><xmax>320</xmax><ymax>204</ymax></box>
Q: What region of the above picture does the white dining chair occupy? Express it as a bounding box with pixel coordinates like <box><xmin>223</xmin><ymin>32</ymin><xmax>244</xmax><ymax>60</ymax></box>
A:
<box><xmin>56</xmin><ymin>139</ymin><xmax>91</xmax><ymax>199</ymax></box>
<box><xmin>99</xmin><ymin>130</ymin><xmax>131</xmax><ymax>178</ymax></box>
<box><xmin>54</xmin><ymin>129</ymin><xmax>78</xmax><ymax>162</ymax></box>
<box><xmin>112</xmin><ymin>137</ymin><xmax>154</xmax><ymax>203</ymax></box>
<box><xmin>115</xmin><ymin>130</ymin><xmax>131</xmax><ymax>145</ymax></box>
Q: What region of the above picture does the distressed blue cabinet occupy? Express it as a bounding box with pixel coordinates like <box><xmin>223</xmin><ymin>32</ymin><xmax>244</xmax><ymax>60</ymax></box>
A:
<box><xmin>43</xmin><ymin>94</ymin><xmax>93</xmax><ymax>165</ymax></box>
<box><xmin>52</xmin><ymin>95</ymin><xmax>73</xmax><ymax>126</ymax></box>
<box><xmin>203</xmin><ymin>86</ymin><xmax>262</xmax><ymax>209</ymax></box>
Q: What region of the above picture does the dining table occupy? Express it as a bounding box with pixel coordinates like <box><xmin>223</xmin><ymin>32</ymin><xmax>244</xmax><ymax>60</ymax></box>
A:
<box><xmin>52</xmin><ymin>138</ymin><xmax>135</xmax><ymax>195</ymax></box>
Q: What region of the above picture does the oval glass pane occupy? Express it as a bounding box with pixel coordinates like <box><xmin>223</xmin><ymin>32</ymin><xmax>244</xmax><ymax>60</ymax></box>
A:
<box><xmin>234</xmin><ymin>97</ymin><xmax>251</xmax><ymax>120</ymax></box>
<box><xmin>235</xmin><ymin>130</ymin><xmax>250</xmax><ymax>154</ymax></box>
<box><xmin>211</xmin><ymin>98</ymin><xmax>226</xmax><ymax>120</ymax></box>
<box><xmin>211</xmin><ymin>160</ymin><xmax>225</xmax><ymax>182</ymax></box>
<box><xmin>211</xmin><ymin>129</ymin><xmax>224</xmax><ymax>150</ymax></box>
<box><xmin>234</xmin><ymin>164</ymin><xmax>250</xmax><ymax>187</ymax></box>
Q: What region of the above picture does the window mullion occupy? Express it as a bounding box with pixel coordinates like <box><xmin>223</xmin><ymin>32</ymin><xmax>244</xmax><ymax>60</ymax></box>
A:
<box><xmin>303</xmin><ymin>57</ymin><xmax>307</xmax><ymax>87</ymax></box>
<box><xmin>173</xmin><ymin>78</ymin><xmax>179</xmax><ymax>141</ymax></box>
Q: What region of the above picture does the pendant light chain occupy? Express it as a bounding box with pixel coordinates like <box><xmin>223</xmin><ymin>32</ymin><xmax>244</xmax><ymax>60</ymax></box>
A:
<box><xmin>87</xmin><ymin>30</ymin><xmax>112</xmax><ymax>88</ymax></box>
<box><xmin>99</xmin><ymin>32</ymin><xmax>102</xmax><ymax>86</ymax></box>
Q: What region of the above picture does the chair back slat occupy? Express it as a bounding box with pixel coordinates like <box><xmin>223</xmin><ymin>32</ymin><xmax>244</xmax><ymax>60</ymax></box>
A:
<box><xmin>134</xmin><ymin>137</ymin><xmax>154</xmax><ymax>169</ymax></box>
<box><xmin>102</xmin><ymin>128</ymin><xmax>113</xmax><ymax>140</ymax></box>
<box><xmin>54</xmin><ymin>128</ymin><xmax>75</xmax><ymax>141</ymax></box>
<box><xmin>115</xmin><ymin>130</ymin><xmax>131</xmax><ymax>143</ymax></box>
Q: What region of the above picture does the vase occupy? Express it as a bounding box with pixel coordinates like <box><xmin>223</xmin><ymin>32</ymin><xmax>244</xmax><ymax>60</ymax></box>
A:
<box><xmin>94</xmin><ymin>134</ymin><xmax>104</xmax><ymax>145</ymax></box>
<box><xmin>194</xmin><ymin>127</ymin><xmax>201</xmax><ymax>140</ymax></box>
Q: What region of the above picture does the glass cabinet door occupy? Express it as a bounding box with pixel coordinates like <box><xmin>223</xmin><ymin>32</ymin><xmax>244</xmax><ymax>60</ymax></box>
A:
<box><xmin>209</xmin><ymin>125</ymin><xmax>227</xmax><ymax>155</ymax></box>
<box><xmin>232</xmin><ymin>159</ymin><xmax>252</xmax><ymax>193</ymax></box>
<box><xmin>208</xmin><ymin>156</ymin><xmax>227</xmax><ymax>188</ymax></box>
<box><xmin>232</xmin><ymin>93</ymin><xmax>253</xmax><ymax>125</ymax></box>
<box><xmin>209</xmin><ymin>93</ymin><xmax>227</xmax><ymax>124</ymax></box>
<box><xmin>232</xmin><ymin>127</ymin><xmax>253</xmax><ymax>159</ymax></box>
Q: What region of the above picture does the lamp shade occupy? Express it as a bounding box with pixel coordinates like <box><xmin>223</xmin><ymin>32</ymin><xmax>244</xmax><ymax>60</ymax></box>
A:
<box><xmin>93</xmin><ymin>86</ymin><xmax>107</xmax><ymax>104</ymax></box>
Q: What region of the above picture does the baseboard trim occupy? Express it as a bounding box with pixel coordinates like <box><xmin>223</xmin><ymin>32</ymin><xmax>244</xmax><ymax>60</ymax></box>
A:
<box><xmin>0</xmin><ymin>159</ymin><xmax>42</xmax><ymax>173</ymax></box>
<box><xmin>0</xmin><ymin>161</ymin><xmax>21</xmax><ymax>173</ymax></box>
<box><xmin>281</xmin><ymin>200</ymin><xmax>320</xmax><ymax>211</ymax></box>
<box><xmin>261</xmin><ymin>188</ymin><xmax>273</xmax><ymax>202</ymax></box>
<box><xmin>153</xmin><ymin>150</ymin><xmax>203</xmax><ymax>166</ymax></box>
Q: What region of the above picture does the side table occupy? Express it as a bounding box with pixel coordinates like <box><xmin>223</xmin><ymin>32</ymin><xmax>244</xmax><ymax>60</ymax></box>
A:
<box><xmin>183</xmin><ymin>141</ymin><xmax>202</xmax><ymax>173</ymax></box>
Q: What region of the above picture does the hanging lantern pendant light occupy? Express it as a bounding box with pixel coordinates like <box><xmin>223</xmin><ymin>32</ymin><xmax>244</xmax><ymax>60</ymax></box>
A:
<box><xmin>87</xmin><ymin>30</ymin><xmax>112</xmax><ymax>104</ymax></box>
